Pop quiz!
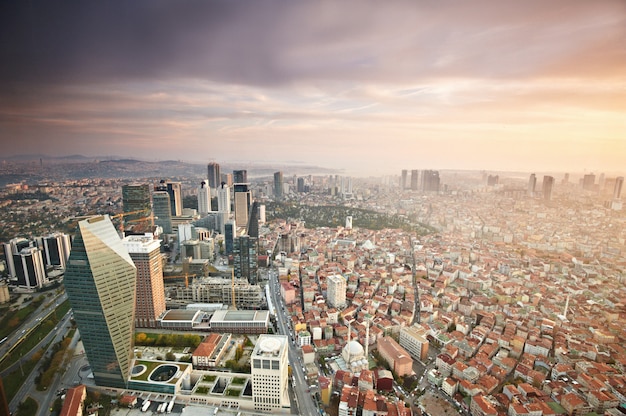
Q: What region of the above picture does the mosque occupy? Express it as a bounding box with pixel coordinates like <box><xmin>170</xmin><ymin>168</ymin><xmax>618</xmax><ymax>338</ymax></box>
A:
<box><xmin>331</xmin><ymin>321</ymin><xmax>371</xmax><ymax>375</ymax></box>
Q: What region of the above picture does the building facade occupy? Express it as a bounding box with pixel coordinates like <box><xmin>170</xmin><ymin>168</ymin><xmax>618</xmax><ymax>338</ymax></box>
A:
<box><xmin>251</xmin><ymin>335</ymin><xmax>289</xmax><ymax>412</ymax></box>
<box><xmin>152</xmin><ymin>191</ymin><xmax>172</xmax><ymax>234</ymax></box>
<box><xmin>198</xmin><ymin>180</ymin><xmax>211</xmax><ymax>215</ymax></box>
<box><xmin>327</xmin><ymin>274</ymin><xmax>347</xmax><ymax>309</ymax></box>
<box><xmin>64</xmin><ymin>215</ymin><xmax>137</xmax><ymax>388</ymax></box>
<box><xmin>233</xmin><ymin>235</ymin><xmax>258</xmax><ymax>284</ymax></box>
<box><xmin>122</xmin><ymin>235</ymin><xmax>165</xmax><ymax>329</ymax></box>
<box><xmin>207</xmin><ymin>162</ymin><xmax>221</xmax><ymax>189</ymax></box>
<box><xmin>399</xmin><ymin>325</ymin><xmax>430</xmax><ymax>362</ymax></box>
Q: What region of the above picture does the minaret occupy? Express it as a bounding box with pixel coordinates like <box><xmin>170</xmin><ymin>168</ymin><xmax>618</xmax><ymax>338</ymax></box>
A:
<box><xmin>563</xmin><ymin>295</ymin><xmax>570</xmax><ymax>319</ymax></box>
<box><xmin>346</xmin><ymin>321</ymin><xmax>351</xmax><ymax>364</ymax></box>
<box><xmin>365</xmin><ymin>319</ymin><xmax>370</xmax><ymax>359</ymax></box>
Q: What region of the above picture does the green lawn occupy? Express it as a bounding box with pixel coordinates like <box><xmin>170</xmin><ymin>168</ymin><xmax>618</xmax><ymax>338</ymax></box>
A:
<box><xmin>16</xmin><ymin>396</ymin><xmax>38</xmax><ymax>416</ymax></box>
<box><xmin>0</xmin><ymin>300</ymin><xmax>69</xmax><ymax>372</ymax></box>
<box><xmin>4</xmin><ymin>360</ymin><xmax>38</xmax><ymax>403</ymax></box>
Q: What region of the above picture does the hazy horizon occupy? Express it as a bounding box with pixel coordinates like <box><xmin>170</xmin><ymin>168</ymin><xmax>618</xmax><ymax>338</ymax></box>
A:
<box><xmin>1</xmin><ymin>1</ymin><xmax>625</xmax><ymax>177</ymax></box>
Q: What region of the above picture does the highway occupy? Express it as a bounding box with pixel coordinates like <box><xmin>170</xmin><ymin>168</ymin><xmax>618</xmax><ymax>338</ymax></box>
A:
<box><xmin>7</xmin><ymin>309</ymin><xmax>73</xmax><ymax>415</ymax></box>
<box><xmin>267</xmin><ymin>268</ymin><xmax>320</xmax><ymax>416</ymax></box>
<box><xmin>0</xmin><ymin>292</ymin><xmax>68</xmax><ymax>363</ymax></box>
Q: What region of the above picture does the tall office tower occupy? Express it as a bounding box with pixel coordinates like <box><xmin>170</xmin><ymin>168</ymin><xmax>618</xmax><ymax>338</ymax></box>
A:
<box><xmin>198</xmin><ymin>180</ymin><xmax>211</xmax><ymax>215</ymax></box>
<box><xmin>155</xmin><ymin>180</ymin><xmax>182</xmax><ymax>216</ymax></box>
<box><xmin>122</xmin><ymin>235</ymin><xmax>165</xmax><ymax>329</ymax></box>
<box><xmin>410</xmin><ymin>170</ymin><xmax>419</xmax><ymax>191</ymax></box>
<box><xmin>222</xmin><ymin>173</ymin><xmax>233</xmax><ymax>187</ymax></box>
<box><xmin>233</xmin><ymin>169</ymin><xmax>247</xmax><ymax>184</ymax></box>
<box><xmin>247</xmin><ymin>201</ymin><xmax>260</xmax><ymax>238</ymax></box>
<box><xmin>2</xmin><ymin>237</ymin><xmax>31</xmax><ymax>279</ymax></box>
<box><xmin>562</xmin><ymin>173</ymin><xmax>569</xmax><ymax>184</ymax></box>
<box><xmin>297</xmin><ymin>177</ymin><xmax>305</xmax><ymax>193</ymax></box>
<box><xmin>152</xmin><ymin>191</ymin><xmax>173</xmax><ymax>234</ymax></box>
<box><xmin>37</xmin><ymin>233</ymin><xmax>71</xmax><ymax>268</ymax></box>
<box><xmin>487</xmin><ymin>175</ymin><xmax>499</xmax><ymax>186</ymax></box>
<box><xmin>340</xmin><ymin>176</ymin><xmax>353</xmax><ymax>196</ymax></box>
<box><xmin>327</xmin><ymin>274</ymin><xmax>347</xmax><ymax>309</ymax></box>
<box><xmin>234</xmin><ymin>183</ymin><xmax>252</xmax><ymax>227</ymax></box>
<box><xmin>582</xmin><ymin>173</ymin><xmax>596</xmax><ymax>191</ymax></box>
<box><xmin>217</xmin><ymin>182</ymin><xmax>231</xmax><ymax>214</ymax></box>
<box><xmin>273</xmin><ymin>171</ymin><xmax>284</xmax><ymax>199</ymax></box>
<box><xmin>345</xmin><ymin>216</ymin><xmax>353</xmax><ymax>230</ymax></box>
<box><xmin>259</xmin><ymin>204</ymin><xmax>266</xmax><ymax>225</ymax></box>
<box><xmin>614</xmin><ymin>177</ymin><xmax>624</xmax><ymax>199</ymax></box>
<box><xmin>422</xmin><ymin>170</ymin><xmax>441</xmax><ymax>192</ymax></box>
<box><xmin>64</xmin><ymin>215</ymin><xmax>136</xmax><ymax>388</ymax></box>
<box><xmin>543</xmin><ymin>176</ymin><xmax>555</xmax><ymax>202</ymax></box>
<box><xmin>13</xmin><ymin>247</ymin><xmax>47</xmax><ymax>290</ymax></box>
<box><xmin>401</xmin><ymin>170</ymin><xmax>408</xmax><ymax>190</ymax></box>
<box><xmin>528</xmin><ymin>174</ymin><xmax>537</xmax><ymax>195</ymax></box>
<box><xmin>224</xmin><ymin>220</ymin><xmax>236</xmax><ymax>255</ymax></box>
<box><xmin>122</xmin><ymin>184</ymin><xmax>152</xmax><ymax>231</ymax></box>
<box><xmin>233</xmin><ymin>235</ymin><xmax>258</xmax><ymax>285</ymax></box>
<box><xmin>251</xmin><ymin>335</ymin><xmax>289</xmax><ymax>412</ymax></box>
<box><xmin>207</xmin><ymin>162</ymin><xmax>221</xmax><ymax>189</ymax></box>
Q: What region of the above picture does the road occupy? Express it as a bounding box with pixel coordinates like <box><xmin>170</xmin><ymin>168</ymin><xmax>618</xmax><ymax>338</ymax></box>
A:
<box><xmin>7</xmin><ymin>309</ymin><xmax>73</xmax><ymax>414</ymax></box>
<box><xmin>267</xmin><ymin>268</ymin><xmax>320</xmax><ymax>416</ymax></box>
<box><xmin>0</xmin><ymin>292</ymin><xmax>68</xmax><ymax>363</ymax></box>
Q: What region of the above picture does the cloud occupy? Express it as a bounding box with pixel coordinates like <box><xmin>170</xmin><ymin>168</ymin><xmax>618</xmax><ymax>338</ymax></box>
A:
<box><xmin>1</xmin><ymin>0</ymin><xmax>625</xmax><ymax>89</ymax></box>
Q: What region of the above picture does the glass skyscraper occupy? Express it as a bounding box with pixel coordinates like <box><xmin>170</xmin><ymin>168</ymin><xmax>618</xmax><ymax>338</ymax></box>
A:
<box><xmin>64</xmin><ymin>215</ymin><xmax>137</xmax><ymax>388</ymax></box>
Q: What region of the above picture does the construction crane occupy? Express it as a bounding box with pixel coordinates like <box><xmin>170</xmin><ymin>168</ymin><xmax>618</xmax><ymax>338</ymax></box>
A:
<box><xmin>231</xmin><ymin>268</ymin><xmax>237</xmax><ymax>310</ymax></box>
<box><xmin>71</xmin><ymin>210</ymin><xmax>153</xmax><ymax>234</ymax></box>
<box><xmin>110</xmin><ymin>210</ymin><xmax>154</xmax><ymax>234</ymax></box>
<box><xmin>162</xmin><ymin>273</ymin><xmax>195</xmax><ymax>288</ymax></box>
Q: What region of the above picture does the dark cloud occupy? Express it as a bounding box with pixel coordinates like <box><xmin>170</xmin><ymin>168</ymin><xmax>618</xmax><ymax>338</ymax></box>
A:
<box><xmin>1</xmin><ymin>0</ymin><xmax>625</xmax><ymax>90</ymax></box>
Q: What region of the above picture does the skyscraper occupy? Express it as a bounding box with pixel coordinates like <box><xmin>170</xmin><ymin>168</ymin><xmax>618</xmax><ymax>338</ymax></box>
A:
<box><xmin>122</xmin><ymin>184</ymin><xmax>152</xmax><ymax>230</ymax></box>
<box><xmin>217</xmin><ymin>182</ymin><xmax>231</xmax><ymax>214</ymax></box>
<box><xmin>233</xmin><ymin>235</ymin><xmax>258</xmax><ymax>285</ymax></box>
<box><xmin>327</xmin><ymin>274</ymin><xmax>346</xmax><ymax>309</ymax></box>
<box><xmin>247</xmin><ymin>201</ymin><xmax>260</xmax><ymax>239</ymax></box>
<box><xmin>422</xmin><ymin>170</ymin><xmax>440</xmax><ymax>192</ymax></box>
<box><xmin>528</xmin><ymin>174</ymin><xmax>537</xmax><ymax>195</ymax></box>
<box><xmin>543</xmin><ymin>175</ymin><xmax>555</xmax><ymax>202</ymax></box>
<box><xmin>410</xmin><ymin>170</ymin><xmax>419</xmax><ymax>191</ymax></box>
<box><xmin>12</xmin><ymin>247</ymin><xmax>47</xmax><ymax>290</ymax></box>
<box><xmin>234</xmin><ymin>183</ymin><xmax>252</xmax><ymax>227</ymax></box>
<box><xmin>197</xmin><ymin>180</ymin><xmax>211</xmax><ymax>215</ymax></box>
<box><xmin>614</xmin><ymin>176</ymin><xmax>623</xmax><ymax>199</ymax></box>
<box><xmin>273</xmin><ymin>171</ymin><xmax>283</xmax><ymax>200</ymax></box>
<box><xmin>297</xmin><ymin>177</ymin><xmax>305</xmax><ymax>193</ymax></box>
<box><xmin>36</xmin><ymin>233</ymin><xmax>71</xmax><ymax>269</ymax></box>
<box><xmin>122</xmin><ymin>235</ymin><xmax>165</xmax><ymax>329</ymax></box>
<box><xmin>3</xmin><ymin>237</ymin><xmax>31</xmax><ymax>279</ymax></box>
<box><xmin>155</xmin><ymin>180</ymin><xmax>182</xmax><ymax>217</ymax></box>
<box><xmin>582</xmin><ymin>173</ymin><xmax>596</xmax><ymax>191</ymax></box>
<box><xmin>233</xmin><ymin>169</ymin><xmax>247</xmax><ymax>184</ymax></box>
<box><xmin>152</xmin><ymin>191</ymin><xmax>172</xmax><ymax>234</ymax></box>
<box><xmin>224</xmin><ymin>220</ymin><xmax>236</xmax><ymax>255</ymax></box>
<box><xmin>251</xmin><ymin>335</ymin><xmax>289</xmax><ymax>412</ymax></box>
<box><xmin>401</xmin><ymin>170</ymin><xmax>408</xmax><ymax>190</ymax></box>
<box><xmin>207</xmin><ymin>162</ymin><xmax>221</xmax><ymax>189</ymax></box>
<box><xmin>64</xmin><ymin>215</ymin><xmax>136</xmax><ymax>388</ymax></box>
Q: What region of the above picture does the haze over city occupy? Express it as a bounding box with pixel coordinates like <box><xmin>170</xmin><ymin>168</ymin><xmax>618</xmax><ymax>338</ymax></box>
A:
<box><xmin>1</xmin><ymin>1</ymin><xmax>625</xmax><ymax>175</ymax></box>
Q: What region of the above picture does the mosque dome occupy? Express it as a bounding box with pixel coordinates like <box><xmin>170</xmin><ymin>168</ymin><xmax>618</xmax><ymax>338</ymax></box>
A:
<box><xmin>344</xmin><ymin>340</ymin><xmax>364</xmax><ymax>358</ymax></box>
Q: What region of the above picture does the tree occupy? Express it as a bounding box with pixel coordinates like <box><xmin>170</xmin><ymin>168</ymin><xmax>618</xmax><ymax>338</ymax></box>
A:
<box><xmin>135</xmin><ymin>333</ymin><xmax>147</xmax><ymax>344</ymax></box>
<box><xmin>166</xmin><ymin>351</ymin><xmax>176</xmax><ymax>361</ymax></box>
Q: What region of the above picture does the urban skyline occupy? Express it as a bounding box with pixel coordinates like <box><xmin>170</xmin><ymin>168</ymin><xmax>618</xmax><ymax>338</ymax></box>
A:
<box><xmin>1</xmin><ymin>1</ymin><xmax>625</xmax><ymax>176</ymax></box>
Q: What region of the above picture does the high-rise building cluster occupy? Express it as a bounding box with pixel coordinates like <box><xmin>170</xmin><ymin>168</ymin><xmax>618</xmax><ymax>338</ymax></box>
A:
<box><xmin>399</xmin><ymin>169</ymin><xmax>440</xmax><ymax>192</ymax></box>
<box><xmin>2</xmin><ymin>233</ymin><xmax>71</xmax><ymax>290</ymax></box>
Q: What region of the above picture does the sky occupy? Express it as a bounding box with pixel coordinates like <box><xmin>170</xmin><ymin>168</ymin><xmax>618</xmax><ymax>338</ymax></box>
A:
<box><xmin>0</xmin><ymin>1</ymin><xmax>625</xmax><ymax>176</ymax></box>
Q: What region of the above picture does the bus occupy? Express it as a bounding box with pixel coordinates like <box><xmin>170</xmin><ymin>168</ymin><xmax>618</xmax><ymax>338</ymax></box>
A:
<box><xmin>0</xmin><ymin>337</ymin><xmax>7</xmax><ymax>345</ymax></box>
